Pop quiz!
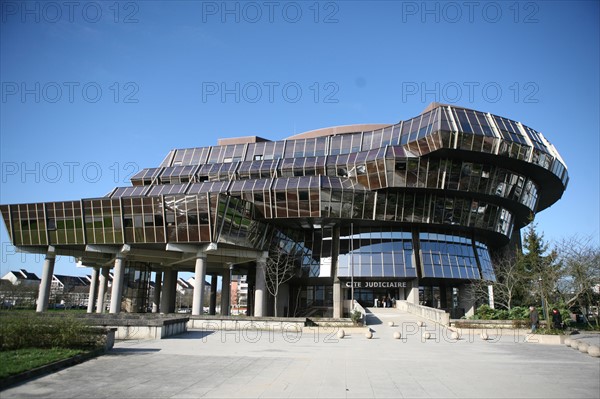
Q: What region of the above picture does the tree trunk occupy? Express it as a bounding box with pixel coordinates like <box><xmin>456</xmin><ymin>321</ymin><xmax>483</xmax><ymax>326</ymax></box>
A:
<box><xmin>273</xmin><ymin>294</ymin><xmax>278</xmax><ymax>317</ymax></box>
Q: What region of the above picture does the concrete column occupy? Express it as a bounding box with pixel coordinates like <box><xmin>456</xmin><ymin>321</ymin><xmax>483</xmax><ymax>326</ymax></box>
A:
<box><xmin>152</xmin><ymin>270</ymin><xmax>162</xmax><ymax>313</ymax></box>
<box><xmin>459</xmin><ymin>284</ymin><xmax>476</xmax><ymax>318</ymax></box>
<box><xmin>254</xmin><ymin>256</ymin><xmax>267</xmax><ymax>317</ymax></box>
<box><xmin>488</xmin><ymin>285</ymin><xmax>495</xmax><ymax>309</ymax></box>
<box><xmin>161</xmin><ymin>269</ymin><xmax>177</xmax><ymax>314</ymax></box>
<box><xmin>332</xmin><ymin>225</ymin><xmax>342</xmax><ymax>318</ymax></box>
<box><xmin>36</xmin><ymin>247</ymin><xmax>56</xmax><ymax>312</ymax></box>
<box><xmin>276</xmin><ymin>283</ymin><xmax>289</xmax><ymax>317</ymax></box>
<box><xmin>96</xmin><ymin>267</ymin><xmax>109</xmax><ymax>313</ymax></box>
<box><xmin>333</xmin><ymin>280</ymin><xmax>342</xmax><ymax>318</ymax></box>
<box><xmin>439</xmin><ymin>285</ymin><xmax>448</xmax><ymax>309</ymax></box>
<box><xmin>109</xmin><ymin>255</ymin><xmax>126</xmax><ymax>314</ymax></box>
<box><xmin>169</xmin><ymin>270</ymin><xmax>178</xmax><ymax>313</ymax></box>
<box><xmin>406</xmin><ymin>279</ymin><xmax>419</xmax><ymax>305</ymax></box>
<box><xmin>86</xmin><ymin>267</ymin><xmax>99</xmax><ymax>313</ymax></box>
<box><xmin>209</xmin><ymin>274</ymin><xmax>217</xmax><ymax>315</ymax></box>
<box><xmin>192</xmin><ymin>254</ymin><xmax>207</xmax><ymax>316</ymax></box>
<box><xmin>221</xmin><ymin>267</ymin><xmax>231</xmax><ymax>316</ymax></box>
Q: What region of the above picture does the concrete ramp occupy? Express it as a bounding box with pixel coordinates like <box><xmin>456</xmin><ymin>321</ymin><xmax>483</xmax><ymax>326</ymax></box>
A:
<box><xmin>365</xmin><ymin>306</ymin><xmax>428</xmax><ymax>326</ymax></box>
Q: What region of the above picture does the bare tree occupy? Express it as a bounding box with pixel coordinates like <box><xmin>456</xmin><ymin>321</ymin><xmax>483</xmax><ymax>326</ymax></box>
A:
<box><xmin>470</xmin><ymin>247</ymin><xmax>525</xmax><ymax>310</ymax></box>
<box><xmin>555</xmin><ymin>235</ymin><xmax>600</xmax><ymax>327</ymax></box>
<box><xmin>264</xmin><ymin>240</ymin><xmax>299</xmax><ymax>317</ymax></box>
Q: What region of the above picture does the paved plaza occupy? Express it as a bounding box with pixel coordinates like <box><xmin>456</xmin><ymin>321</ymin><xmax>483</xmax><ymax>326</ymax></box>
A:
<box><xmin>2</xmin><ymin>309</ymin><xmax>599</xmax><ymax>398</ymax></box>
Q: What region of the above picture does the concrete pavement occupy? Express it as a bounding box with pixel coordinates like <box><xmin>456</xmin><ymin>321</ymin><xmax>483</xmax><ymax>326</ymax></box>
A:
<box><xmin>2</xmin><ymin>308</ymin><xmax>599</xmax><ymax>398</ymax></box>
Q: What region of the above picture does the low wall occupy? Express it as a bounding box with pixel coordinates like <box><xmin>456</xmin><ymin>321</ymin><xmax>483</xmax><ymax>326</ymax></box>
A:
<box><xmin>397</xmin><ymin>300</ymin><xmax>450</xmax><ymax>326</ymax></box>
<box><xmin>452</xmin><ymin>319</ymin><xmax>546</xmax><ymax>329</ymax></box>
<box><xmin>308</xmin><ymin>317</ymin><xmax>355</xmax><ymax>327</ymax></box>
<box><xmin>95</xmin><ymin>327</ymin><xmax>116</xmax><ymax>350</ymax></box>
<box><xmin>83</xmin><ymin>315</ymin><xmax>189</xmax><ymax>340</ymax></box>
<box><xmin>188</xmin><ymin>316</ymin><xmax>306</xmax><ymax>332</ymax></box>
<box><xmin>524</xmin><ymin>334</ymin><xmax>566</xmax><ymax>345</ymax></box>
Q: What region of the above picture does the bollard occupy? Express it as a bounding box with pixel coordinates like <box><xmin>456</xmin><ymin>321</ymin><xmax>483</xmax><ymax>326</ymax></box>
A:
<box><xmin>587</xmin><ymin>345</ymin><xmax>600</xmax><ymax>357</ymax></box>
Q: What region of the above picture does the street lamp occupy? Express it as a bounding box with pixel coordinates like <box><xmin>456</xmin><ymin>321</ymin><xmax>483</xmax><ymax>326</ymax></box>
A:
<box><xmin>538</xmin><ymin>277</ymin><xmax>547</xmax><ymax>322</ymax></box>
<box><xmin>350</xmin><ymin>223</ymin><xmax>355</xmax><ymax>311</ymax></box>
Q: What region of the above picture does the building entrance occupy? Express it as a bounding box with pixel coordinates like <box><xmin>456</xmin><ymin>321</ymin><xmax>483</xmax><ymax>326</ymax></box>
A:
<box><xmin>347</xmin><ymin>288</ymin><xmax>399</xmax><ymax>308</ymax></box>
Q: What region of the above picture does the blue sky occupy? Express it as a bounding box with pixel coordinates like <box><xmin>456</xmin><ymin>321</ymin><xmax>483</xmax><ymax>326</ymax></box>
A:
<box><xmin>1</xmin><ymin>1</ymin><xmax>599</xmax><ymax>278</ymax></box>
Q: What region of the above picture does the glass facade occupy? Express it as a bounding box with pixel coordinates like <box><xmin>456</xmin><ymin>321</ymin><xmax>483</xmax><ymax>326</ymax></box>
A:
<box><xmin>337</xmin><ymin>230</ymin><xmax>416</xmax><ymax>278</ymax></box>
<box><xmin>1</xmin><ymin>104</ymin><xmax>569</xmax><ymax>301</ymax></box>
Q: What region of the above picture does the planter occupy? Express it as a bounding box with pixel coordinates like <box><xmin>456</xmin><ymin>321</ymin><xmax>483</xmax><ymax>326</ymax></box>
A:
<box><xmin>524</xmin><ymin>334</ymin><xmax>566</xmax><ymax>345</ymax></box>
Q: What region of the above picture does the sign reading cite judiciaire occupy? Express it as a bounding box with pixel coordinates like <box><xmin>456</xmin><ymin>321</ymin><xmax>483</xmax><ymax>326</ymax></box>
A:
<box><xmin>344</xmin><ymin>281</ymin><xmax>408</xmax><ymax>288</ymax></box>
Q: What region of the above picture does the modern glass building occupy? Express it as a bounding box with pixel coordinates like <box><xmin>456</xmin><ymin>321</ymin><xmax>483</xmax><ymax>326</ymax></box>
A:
<box><xmin>0</xmin><ymin>103</ymin><xmax>568</xmax><ymax>317</ymax></box>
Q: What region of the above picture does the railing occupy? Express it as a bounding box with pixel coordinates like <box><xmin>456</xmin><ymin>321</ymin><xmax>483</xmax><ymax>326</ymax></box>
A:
<box><xmin>397</xmin><ymin>300</ymin><xmax>450</xmax><ymax>326</ymax></box>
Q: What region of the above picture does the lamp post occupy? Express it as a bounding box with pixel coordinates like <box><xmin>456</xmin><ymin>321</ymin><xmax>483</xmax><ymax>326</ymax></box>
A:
<box><xmin>350</xmin><ymin>223</ymin><xmax>355</xmax><ymax>311</ymax></box>
<box><xmin>229</xmin><ymin>264</ymin><xmax>234</xmax><ymax>316</ymax></box>
<box><xmin>538</xmin><ymin>277</ymin><xmax>548</xmax><ymax>322</ymax></box>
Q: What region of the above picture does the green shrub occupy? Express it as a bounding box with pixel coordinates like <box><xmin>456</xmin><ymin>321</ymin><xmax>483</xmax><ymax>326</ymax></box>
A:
<box><xmin>508</xmin><ymin>306</ymin><xmax>530</xmax><ymax>320</ymax></box>
<box><xmin>350</xmin><ymin>310</ymin><xmax>362</xmax><ymax>325</ymax></box>
<box><xmin>475</xmin><ymin>305</ymin><xmax>535</xmax><ymax>321</ymax></box>
<box><xmin>0</xmin><ymin>314</ymin><xmax>103</xmax><ymax>351</ymax></box>
<box><xmin>474</xmin><ymin>304</ymin><xmax>495</xmax><ymax>320</ymax></box>
<box><xmin>494</xmin><ymin>309</ymin><xmax>509</xmax><ymax>320</ymax></box>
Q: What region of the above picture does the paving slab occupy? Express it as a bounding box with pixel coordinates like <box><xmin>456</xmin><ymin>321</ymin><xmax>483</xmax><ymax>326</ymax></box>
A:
<box><xmin>2</xmin><ymin>308</ymin><xmax>599</xmax><ymax>398</ymax></box>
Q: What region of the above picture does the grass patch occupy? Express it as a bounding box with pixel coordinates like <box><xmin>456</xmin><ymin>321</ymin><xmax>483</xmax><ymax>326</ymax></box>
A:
<box><xmin>0</xmin><ymin>314</ymin><xmax>104</xmax><ymax>351</ymax></box>
<box><xmin>0</xmin><ymin>348</ymin><xmax>85</xmax><ymax>379</ymax></box>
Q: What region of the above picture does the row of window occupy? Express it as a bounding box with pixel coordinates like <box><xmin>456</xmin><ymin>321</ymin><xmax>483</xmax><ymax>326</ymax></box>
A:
<box><xmin>124</xmin><ymin>156</ymin><xmax>540</xmax><ymax>215</ymax></box>
<box><xmin>155</xmin><ymin>106</ymin><xmax>566</xmax><ymax>184</ymax></box>
<box><xmin>4</xmin><ymin>185</ymin><xmax>515</xmax><ymax>247</ymax></box>
<box><xmin>291</xmin><ymin>227</ymin><xmax>494</xmax><ymax>280</ymax></box>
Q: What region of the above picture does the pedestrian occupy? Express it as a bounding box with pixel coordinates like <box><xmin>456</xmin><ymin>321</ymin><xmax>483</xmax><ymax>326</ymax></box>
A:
<box><xmin>529</xmin><ymin>306</ymin><xmax>539</xmax><ymax>333</ymax></box>
<box><xmin>551</xmin><ymin>308</ymin><xmax>563</xmax><ymax>329</ymax></box>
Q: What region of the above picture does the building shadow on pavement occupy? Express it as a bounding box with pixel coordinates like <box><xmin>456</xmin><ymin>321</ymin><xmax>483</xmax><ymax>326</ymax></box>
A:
<box><xmin>107</xmin><ymin>348</ymin><xmax>161</xmax><ymax>356</ymax></box>
<box><xmin>170</xmin><ymin>330</ymin><xmax>215</xmax><ymax>340</ymax></box>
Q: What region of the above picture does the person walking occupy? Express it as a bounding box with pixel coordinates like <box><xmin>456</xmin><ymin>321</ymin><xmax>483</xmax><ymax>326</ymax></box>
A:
<box><xmin>551</xmin><ymin>308</ymin><xmax>563</xmax><ymax>329</ymax></box>
<box><xmin>529</xmin><ymin>306</ymin><xmax>539</xmax><ymax>333</ymax></box>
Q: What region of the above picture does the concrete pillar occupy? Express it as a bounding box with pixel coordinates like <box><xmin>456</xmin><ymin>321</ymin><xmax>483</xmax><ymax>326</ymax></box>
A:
<box><xmin>96</xmin><ymin>267</ymin><xmax>109</xmax><ymax>313</ymax></box>
<box><xmin>152</xmin><ymin>270</ymin><xmax>162</xmax><ymax>313</ymax></box>
<box><xmin>276</xmin><ymin>283</ymin><xmax>289</xmax><ymax>317</ymax></box>
<box><xmin>439</xmin><ymin>285</ymin><xmax>448</xmax><ymax>309</ymax></box>
<box><xmin>254</xmin><ymin>256</ymin><xmax>267</xmax><ymax>317</ymax></box>
<box><xmin>406</xmin><ymin>279</ymin><xmax>419</xmax><ymax>305</ymax></box>
<box><xmin>209</xmin><ymin>274</ymin><xmax>217</xmax><ymax>315</ymax></box>
<box><xmin>332</xmin><ymin>225</ymin><xmax>342</xmax><ymax>318</ymax></box>
<box><xmin>109</xmin><ymin>255</ymin><xmax>126</xmax><ymax>314</ymax></box>
<box><xmin>459</xmin><ymin>284</ymin><xmax>476</xmax><ymax>318</ymax></box>
<box><xmin>221</xmin><ymin>267</ymin><xmax>231</xmax><ymax>316</ymax></box>
<box><xmin>488</xmin><ymin>285</ymin><xmax>495</xmax><ymax>309</ymax></box>
<box><xmin>86</xmin><ymin>267</ymin><xmax>99</xmax><ymax>313</ymax></box>
<box><xmin>161</xmin><ymin>269</ymin><xmax>177</xmax><ymax>314</ymax></box>
<box><xmin>192</xmin><ymin>254</ymin><xmax>207</xmax><ymax>316</ymax></box>
<box><xmin>333</xmin><ymin>280</ymin><xmax>342</xmax><ymax>318</ymax></box>
<box><xmin>36</xmin><ymin>247</ymin><xmax>56</xmax><ymax>312</ymax></box>
<box><xmin>169</xmin><ymin>270</ymin><xmax>178</xmax><ymax>313</ymax></box>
